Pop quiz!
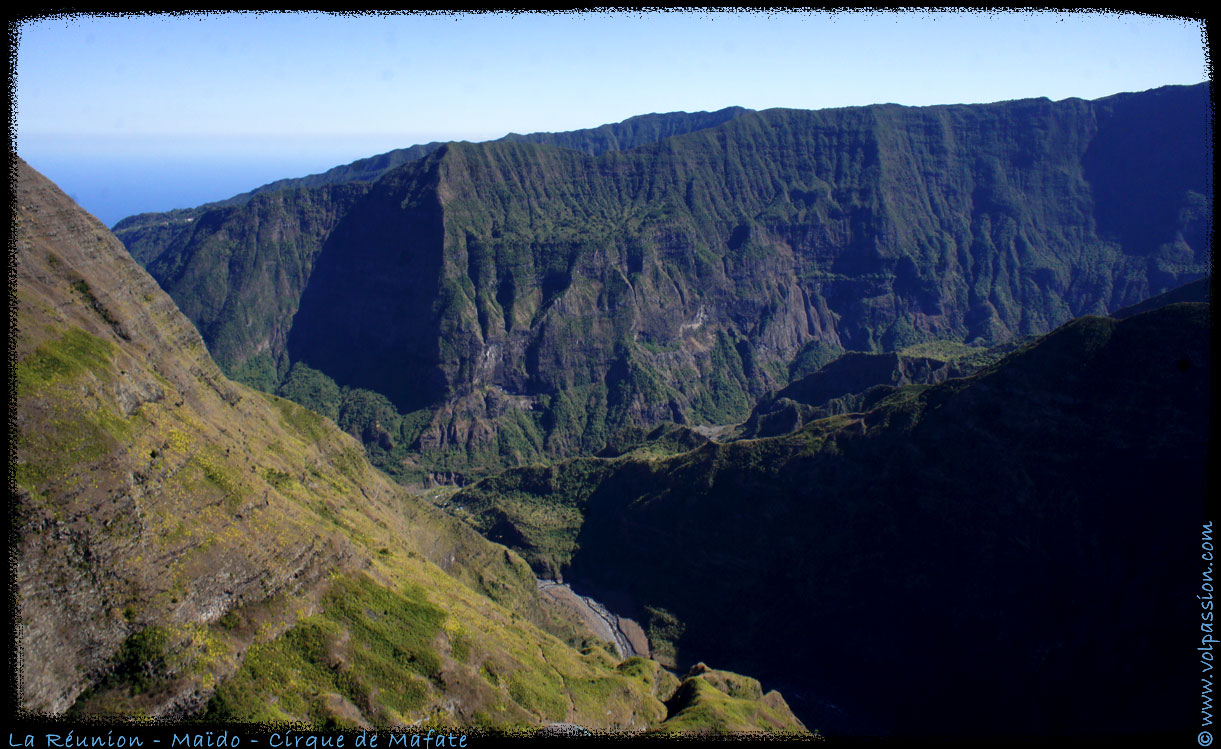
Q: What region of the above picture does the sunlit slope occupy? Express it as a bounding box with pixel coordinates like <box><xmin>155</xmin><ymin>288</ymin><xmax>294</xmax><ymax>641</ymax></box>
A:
<box><xmin>12</xmin><ymin>157</ymin><xmax>806</xmax><ymax>734</ymax></box>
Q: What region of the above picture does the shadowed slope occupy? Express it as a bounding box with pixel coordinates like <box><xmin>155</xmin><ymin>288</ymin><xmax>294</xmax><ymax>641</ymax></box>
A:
<box><xmin>455</xmin><ymin>300</ymin><xmax>1210</xmax><ymax>736</ymax></box>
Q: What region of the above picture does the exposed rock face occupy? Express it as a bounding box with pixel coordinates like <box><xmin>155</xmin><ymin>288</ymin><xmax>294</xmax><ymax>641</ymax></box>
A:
<box><xmin>115</xmin><ymin>85</ymin><xmax>1210</xmax><ymax>481</ymax></box>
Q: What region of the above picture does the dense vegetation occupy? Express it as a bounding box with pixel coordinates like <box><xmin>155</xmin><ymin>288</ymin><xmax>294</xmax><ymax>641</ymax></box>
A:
<box><xmin>454</xmin><ymin>299</ymin><xmax>1211</xmax><ymax>736</ymax></box>
<box><xmin>113</xmin><ymin>106</ymin><xmax>753</xmax><ymax>239</ymax></box>
<box><xmin>114</xmin><ymin>84</ymin><xmax>1210</xmax><ymax>483</ymax></box>
<box><xmin>735</xmin><ymin>335</ymin><xmax>1032</xmax><ymax>438</ymax></box>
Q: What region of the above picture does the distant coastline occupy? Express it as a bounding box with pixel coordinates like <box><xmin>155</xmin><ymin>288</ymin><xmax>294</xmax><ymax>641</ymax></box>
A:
<box><xmin>14</xmin><ymin>131</ymin><xmax>490</xmax><ymax>227</ymax></box>
<box><xmin>16</xmin><ymin>151</ymin><xmax>332</xmax><ymax>227</ymax></box>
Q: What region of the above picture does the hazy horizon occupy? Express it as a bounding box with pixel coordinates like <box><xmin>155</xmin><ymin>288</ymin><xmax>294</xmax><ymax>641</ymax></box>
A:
<box><xmin>14</xmin><ymin>10</ymin><xmax>1210</xmax><ymax>226</ymax></box>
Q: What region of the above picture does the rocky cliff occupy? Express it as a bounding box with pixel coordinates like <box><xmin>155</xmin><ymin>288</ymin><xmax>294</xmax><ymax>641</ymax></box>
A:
<box><xmin>115</xmin><ymin>85</ymin><xmax>1210</xmax><ymax>482</ymax></box>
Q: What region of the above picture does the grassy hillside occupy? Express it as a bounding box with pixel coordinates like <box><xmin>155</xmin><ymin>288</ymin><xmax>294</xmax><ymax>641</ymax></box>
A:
<box><xmin>12</xmin><ymin>157</ymin><xmax>806</xmax><ymax>735</ymax></box>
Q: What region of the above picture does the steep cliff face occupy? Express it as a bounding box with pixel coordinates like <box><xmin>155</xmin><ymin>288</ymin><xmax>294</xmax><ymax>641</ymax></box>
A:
<box><xmin>454</xmin><ymin>299</ymin><xmax>1211</xmax><ymax>735</ymax></box>
<box><xmin>12</xmin><ymin>158</ymin><xmax>806</xmax><ymax>734</ymax></box>
<box><xmin>132</xmin><ymin>183</ymin><xmax>372</xmax><ymax>388</ymax></box>
<box><xmin>116</xmin><ymin>85</ymin><xmax>1210</xmax><ymax>479</ymax></box>
<box><xmin>110</xmin><ymin>107</ymin><xmax>754</xmax><ymax>258</ymax></box>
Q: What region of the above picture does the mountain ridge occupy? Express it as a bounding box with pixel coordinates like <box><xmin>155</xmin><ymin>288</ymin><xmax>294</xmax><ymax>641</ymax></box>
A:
<box><xmin>110</xmin><ymin>106</ymin><xmax>755</xmax><ymax>242</ymax></box>
<box><xmin>112</xmin><ymin>83</ymin><xmax>1210</xmax><ymax>482</ymax></box>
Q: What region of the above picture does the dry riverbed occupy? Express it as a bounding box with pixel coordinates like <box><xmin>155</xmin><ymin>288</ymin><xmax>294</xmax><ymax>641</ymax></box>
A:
<box><xmin>536</xmin><ymin>578</ymin><xmax>649</xmax><ymax>659</ymax></box>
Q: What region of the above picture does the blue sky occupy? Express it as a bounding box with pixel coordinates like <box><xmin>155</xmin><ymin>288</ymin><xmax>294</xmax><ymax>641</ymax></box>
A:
<box><xmin>13</xmin><ymin>10</ymin><xmax>1210</xmax><ymax>226</ymax></box>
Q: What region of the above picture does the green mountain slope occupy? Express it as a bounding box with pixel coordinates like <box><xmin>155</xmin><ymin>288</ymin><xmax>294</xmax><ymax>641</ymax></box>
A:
<box><xmin>111</xmin><ymin>107</ymin><xmax>753</xmax><ymax>263</ymax></box>
<box><xmin>1111</xmin><ymin>275</ymin><xmax>1210</xmax><ymax>319</ymax></box>
<box><xmin>500</xmin><ymin>106</ymin><xmax>753</xmax><ymax>154</ymax></box>
<box><xmin>735</xmin><ymin>336</ymin><xmax>1031</xmax><ymax>438</ymax></box>
<box><xmin>115</xmin><ymin>85</ymin><xmax>1210</xmax><ymax>483</ymax></box>
<box><xmin>12</xmin><ymin>157</ymin><xmax>805</xmax><ymax>734</ymax></box>
<box><xmin>452</xmin><ymin>298</ymin><xmax>1211</xmax><ymax>736</ymax></box>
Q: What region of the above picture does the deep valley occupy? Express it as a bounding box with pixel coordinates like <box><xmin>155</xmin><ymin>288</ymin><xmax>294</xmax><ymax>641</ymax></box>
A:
<box><xmin>11</xmin><ymin>80</ymin><xmax>1213</xmax><ymax>739</ymax></box>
